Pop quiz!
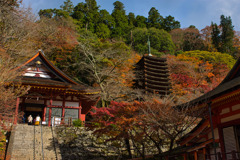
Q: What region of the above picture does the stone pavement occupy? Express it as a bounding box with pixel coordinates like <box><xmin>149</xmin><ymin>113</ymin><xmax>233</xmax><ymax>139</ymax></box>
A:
<box><xmin>7</xmin><ymin>124</ymin><xmax>61</xmax><ymax>160</ymax></box>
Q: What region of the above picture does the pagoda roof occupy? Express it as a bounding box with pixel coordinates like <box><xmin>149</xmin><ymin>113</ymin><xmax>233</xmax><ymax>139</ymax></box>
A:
<box><xmin>134</xmin><ymin>55</ymin><xmax>171</xmax><ymax>95</ymax></box>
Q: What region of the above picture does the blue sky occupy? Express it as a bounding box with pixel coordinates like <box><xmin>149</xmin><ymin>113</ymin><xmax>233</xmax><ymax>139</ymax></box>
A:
<box><xmin>22</xmin><ymin>0</ymin><xmax>240</xmax><ymax>31</ymax></box>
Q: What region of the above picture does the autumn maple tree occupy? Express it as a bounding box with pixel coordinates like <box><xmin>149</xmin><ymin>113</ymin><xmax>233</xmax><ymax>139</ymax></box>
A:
<box><xmin>167</xmin><ymin>50</ymin><xmax>235</xmax><ymax>102</ymax></box>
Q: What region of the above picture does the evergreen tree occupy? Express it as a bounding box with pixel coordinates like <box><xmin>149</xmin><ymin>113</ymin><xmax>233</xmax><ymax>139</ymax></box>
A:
<box><xmin>60</xmin><ymin>0</ymin><xmax>74</xmax><ymax>15</ymax></box>
<box><xmin>96</xmin><ymin>9</ymin><xmax>113</xmax><ymax>38</ymax></box>
<box><xmin>211</xmin><ymin>15</ymin><xmax>235</xmax><ymax>55</ymax></box>
<box><xmin>111</xmin><ymin>1</ymin><xmax>128</xmax><ymax>38</ymax></box>
<box><xmin>72</xmin><ymin>0</ymin><xmax>99</xmax><ymax>32</ymax></box>
<box><xmin>135</xmin><ymin>15</ymin><xmax>147</xmax><ymax>28</ymax></box>
<box><xmin>85</xmin><ymin>0</ymin><xmax>99</xmax><ymax>32</ymax></box>
<box><xmin>147</xmin><ymin>7</ymin><xmax>163</xmax><ymax>29</ymax></box>
<box><xmin>128</xmin><ymin>12</ymin><xmax>136</xmax><ymax>27</ymax></box>
<box><xmin>162</xmin><ymin>15</ymin><xmax>180</xmax><ymax>32</ymax></box>
<box><xmin>99</xmin><ymin>9</ymin><xmax>115</xmax><ymax>29</ymax></box>
<box><xmin>72</xmin><ymin>2</ymin><xmax>86</xmax><ymax>29</ymax></box>
<box><xmin>220</xmin><ymin>15</ymin><xmax>234</xmax><ymax>54</ymax></box>
<box><xmin>211</xmin><ymin>22</ymin><xmax>221</xmax><ymax>51</ymax></box>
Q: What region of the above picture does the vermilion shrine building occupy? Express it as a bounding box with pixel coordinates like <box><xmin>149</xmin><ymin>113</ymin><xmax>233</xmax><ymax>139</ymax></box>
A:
<box><xmin>177</xmin><ymin>58</ymin><xmax>240</xmax><ymax>160</ymax></box>
<box><xmin>14</xmin><ymin>50</ymin><xmax>99</xmax><ymax>126</ymax></box>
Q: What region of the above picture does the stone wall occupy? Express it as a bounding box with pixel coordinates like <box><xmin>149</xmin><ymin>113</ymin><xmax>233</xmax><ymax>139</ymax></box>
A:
<box><xmin>55</xmin><ymin>126</ymin><xmax>159</xmax><ymax>160</ymax></box>
<box><xmin>55</xmin><ymin>126</ymin><xmax>125</xmax><ymax>160</ymax></box>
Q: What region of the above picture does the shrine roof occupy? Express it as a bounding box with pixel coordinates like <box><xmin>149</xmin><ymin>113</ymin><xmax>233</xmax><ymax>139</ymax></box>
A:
<box><xmin>16</xmin><ymin>50</ymin><xmax>99</xmax><ymax>94</ymax></box>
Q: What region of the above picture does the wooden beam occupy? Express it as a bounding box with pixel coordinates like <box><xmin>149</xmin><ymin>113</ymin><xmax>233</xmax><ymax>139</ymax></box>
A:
<box><xmin>180</xmin><ymin>120</ymin><xmax>209</xmax><ymax>146</ymax></box>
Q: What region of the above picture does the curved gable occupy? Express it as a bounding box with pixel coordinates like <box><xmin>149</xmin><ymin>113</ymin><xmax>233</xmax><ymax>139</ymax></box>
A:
<box><xmin>19</xmin><ymin>50</ymin><xmax>78</xmax><ymax>85</ymax></box>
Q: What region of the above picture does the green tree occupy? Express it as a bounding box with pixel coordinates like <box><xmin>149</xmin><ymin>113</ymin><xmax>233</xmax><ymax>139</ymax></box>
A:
<box><xmin>39</xmin><ymin>9</ymin><xmax>69</xmax><ymax>19</ymax></box>
<box><xmin>220</xmin><ymin>15</ymin><xmax>235</xmax><ymax>54</ymax></box>
<box><xmin>111</xmin><ymin>1</ymin><xmax>128</xmax><ymax>38</ymax></box>
<box><xmin>72</xmin><ymin>2</ymin><xmax>86</xmax><ymax>29</ymax></box>
<box><xmin>211</xmin><ymin>15</ymin><xmax>235</xmax><ymax>55</ymax></box>
<box><xmin>39</xmin><ymin>9</ymin><xmax>54</xmax><ymax>18</ymax></box>
<box><xmin>211</xmin><ymin>22</ymin><xmax>221</xmax><ymax>51</ymax></box>
<box><xmin>131</xmin><ymin>28</ymin><xmax>148</xmax><ymax>53</ymax></box>
<box><xmin>162</xmin><ymin>15</ymin><xmax>180</xmax><ymax>32</ymax></box>
<box><xmin>99</xmin><ymin>9</ymin><xmax>115</xmax><ymax>29</ymax></box>
<box><xmin>95</xmin><ymin>9</ymin><xmax>114</xmax><ymax>38</ymax></box>
<box><xmin>128</xmin><ymin>12</ymin><xmax>136</xmax><ymax>27</ymax></box>
<box><xmin>130</xmin><ymin>27</ymin><xmax>175</xmax><ymax>55</ymax></box>
<box><xmin>148</xmin><ymin>27</ymin><xmax>175</xmax><ymax>54</ymax></box>
<box><xmin>71</xmin><ymin>0</ymin><xmax>99</xmax><ymax>32</ymax></box>
<box><xmin>60</xmin><ymin>0</ymin><xmax>74</xmax><ymax>15</ymax></box>
<box><xmin>95</xmin><ymin>23</ymin><xmax>111</xmax><ymax>38</ymax></box>
<box><xmin>147</xmin><ymin>7</ymin><xmax>163</xmax><ymax>29</ymax></box>
<box><xmin>85</xmin><ymin>0</ymin><xmax>99</xmax><ymax>32</ymax></box>
<box><xmin>135</xmin><ymin>15</ymin><xmax>147</xmax><ymax>28</ymax></box>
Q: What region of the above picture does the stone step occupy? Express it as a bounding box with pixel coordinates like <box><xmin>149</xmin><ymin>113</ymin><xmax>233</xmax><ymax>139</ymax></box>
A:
<box><xmin>7</xmin><ymin>124</ymin><xmax>61</xmax><ymax>160</ymax></box>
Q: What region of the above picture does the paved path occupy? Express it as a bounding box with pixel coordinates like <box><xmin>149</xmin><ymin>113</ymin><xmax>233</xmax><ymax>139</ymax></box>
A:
<box><xmin>7</xmin><ymin>124</ymin><xmax>61</xmax><ymax>160</ymax></box>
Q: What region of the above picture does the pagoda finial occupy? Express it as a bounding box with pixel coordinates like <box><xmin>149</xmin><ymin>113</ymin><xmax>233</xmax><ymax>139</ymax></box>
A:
<box><xmin>147</xmin><ymin>35</ymin><xmax>152</xmax><ymax>56</ymax></box>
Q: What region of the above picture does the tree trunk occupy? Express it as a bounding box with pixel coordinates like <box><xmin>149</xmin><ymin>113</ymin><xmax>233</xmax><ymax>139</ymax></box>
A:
<box><xmin>125</xmin><ymin>138</ymin><xmax>133</xmax><ymax>159</ymax></box>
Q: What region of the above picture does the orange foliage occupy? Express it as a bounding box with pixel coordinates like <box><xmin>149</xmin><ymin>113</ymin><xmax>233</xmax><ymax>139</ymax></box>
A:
<box><xmin>115</xmin><ymin>53</ymin><xmax>141</xmax><ymax>87</ymax></box>
<box><xmin>167</xmin><ymin>54</ymin><xmax>229</xmax><ymax>101</ymax></box>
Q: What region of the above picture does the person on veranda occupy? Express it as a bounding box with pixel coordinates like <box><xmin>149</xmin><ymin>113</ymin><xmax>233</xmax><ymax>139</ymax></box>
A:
<box><xmin>27</xmin><ymin>115</ymin><xmax>33</xmax><ymax>125</ymax></box>
<box><xmin>35</xmin><ymin>115</ymin><xmax>41</xmax><ymax>125</ymax></box>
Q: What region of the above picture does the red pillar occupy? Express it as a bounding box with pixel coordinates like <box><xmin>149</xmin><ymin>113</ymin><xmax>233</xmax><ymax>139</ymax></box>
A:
<box><xmin>48</xmin><ymin>99</ymin><xmax>52</xmax><ymax>126</ymax></box>
<box><xmin>43</xmin><ymin>99</ymin><xmax>47</xmax><ymax>121</ymax></box>
<box><xmin>183</xmin><ymin>153</ymin><xmax>187</xmax><ymax>160</ymax></box>
<box><xmin>62</xmin><ymin>96</ymin><xmax>65</xmax><ymax>123</ymax></box>
<box><xmin>79</xmin><ymin>101</ymin><xmax>82</xmax><ymax>121</ymax></box>
<box><xmin>194</xmin><ymin>151</ymin><xmax>198</xmax><ymax>160</ymax></box>
<box><xmin>14</xmin><ymin>97</ymin><xmax>20</xmax><ymax>124</ymax></box>
<box><xmin>203</xmin><ymin>148</ymin><xmax>206</xmax><ymax>160</ymax></box>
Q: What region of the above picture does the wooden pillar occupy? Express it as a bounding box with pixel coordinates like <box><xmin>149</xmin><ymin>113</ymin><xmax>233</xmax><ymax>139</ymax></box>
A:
<box><xmin>79</xmin><ymin>101</ymin><xmax>82</xmax><ymax>121</ymax></box>
<box><xmin>183</xmin><ymin>153</ymin><xmax>187</xmax><ymax>160</ymax></box>
<box><xmin>218</xmin><ymin>126</ymin><xmax>226</xmax><ymax>160</ymax></box>
<box><xmin>194</xmin><ymin>151</ymin><xmax>198</xmax><ymax>160</ymax></box>
<box><xmin>203</xmin><ymin>148</ymin><xmax>206</xmax><ymax>160</ymax></box>
<box><xmin>14</xmin><ymin>97</ymin><xmax>20</xmax><ymax>124</ymax></box>
<box><xmin>48</xmin><ymin>98</ymin><xmax>52</xmax><ymax>126</ymax></box>
<box><xmin>43</xmin><ymin>99</ymin><xmax>47</xmax><ymax>121</ymax></box>
<box><xmin>62</xmin><ymin>96</ymin><xmax>65</xmax><ymax>123</ymax></box>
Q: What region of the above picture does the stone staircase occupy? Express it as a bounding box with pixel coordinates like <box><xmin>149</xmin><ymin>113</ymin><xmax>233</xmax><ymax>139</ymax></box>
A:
<box><xmin>7</xmin><ymin>124</ymin><xmax>61</xmax><ymax>160</ymax></box>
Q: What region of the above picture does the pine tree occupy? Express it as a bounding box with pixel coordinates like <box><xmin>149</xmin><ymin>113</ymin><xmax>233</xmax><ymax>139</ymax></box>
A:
<box><xmin>147</xmin><ymin>7</ymin><xmax>163</xmax><ymax>29</ymax></box>
<box><xmin>60</xmin><ymin>0</ymin><xmax>74</xmax><ymax>15</ymax></box>
<box><xmin>220</xmin><ymin>15</ymin><xmax>234</xmax><ymax>54</ymax></box>
<box><xmin>111</xmin><ymin>1</ymin><xmax>128</xmax><ymax>38</ymax></box>
<box><xmin>211</xmin><ymin>15</ymin><xmax>235</xmax><ymax>55</ymax></box>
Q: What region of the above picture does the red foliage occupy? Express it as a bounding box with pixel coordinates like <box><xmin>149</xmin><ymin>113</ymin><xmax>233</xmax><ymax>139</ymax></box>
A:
<box><xmin>167</xmin><ymin>54</ymin><xmax>229</xmax><ymax>100</ymax></box>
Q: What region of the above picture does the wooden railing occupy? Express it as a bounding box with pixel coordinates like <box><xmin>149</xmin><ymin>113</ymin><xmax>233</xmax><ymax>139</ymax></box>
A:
<box><xmin>52</xmin><ymin>117</ymin><xmax>73</xmax><ymax>127</ymax></box>
<box><xmin>206</xmin><ymin>150</ymin><xmax>240</xmax><ymax>160</ymax></box>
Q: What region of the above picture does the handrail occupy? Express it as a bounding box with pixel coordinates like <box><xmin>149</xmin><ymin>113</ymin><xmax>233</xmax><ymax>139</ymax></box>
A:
<box><xmin>40</xmin><ymin>122</ymin><xmax>45</xmax><ymax>160</ymax></box>
<box><xmin>33</xmin><ymin>125</ymin><xmax>35</xmax><ymax>160</ymax></box>
<box><xmin>51</xmin><ymin>118</ymin><xmax>58</xmax><ymax>160</ymax></box>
